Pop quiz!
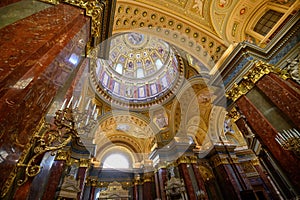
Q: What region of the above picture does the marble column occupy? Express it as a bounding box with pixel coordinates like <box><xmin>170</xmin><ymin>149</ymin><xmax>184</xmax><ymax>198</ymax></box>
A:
<box><xmin>0</xmin><ymin>0</ymin><xmax>21</xmax><ymax>7</ymax></box>
<box><xmin>157</xmin><ymin>167</ymin><xmax>167</xmax><ymax>200</ymax></box>
<box><xmin>89</xmin><ymin>186</ymin><xmax>96</xmax><ymax>200</ymax></box>
<box><xmin>0</xmin><ymin>3</ymin><xmax>89</xmax><ymax>191</ymax></box>
<box><xmin>133</xmin><ymin>181</ymin><xmax>139</xmax><ymax>200</ymax></box>
<box><xmin>251</xmin><ymin>158</ymin><xmax>281</xmax><ymax>200</ymax></box>
<box><xmin>236</xmin><ymin>95</ymin><xmax>300</xmax><ymax>190</ymax></box>
<box><xmin>210</xmin><ymin>154</ymin><xmax>241</xmax><ymax>199</ymax></box>
<box><xmin>210</xmin><ymin>145</ymin><xmax>256</xmax><ymax>200</ymax></box>
<box><xmin>143</xmin><ymin>173</ymin><xmax>154</xmax><ymax>200</ymax></box>
<box><xmin>191</xmin><ymin>163</ymin><xmax>208</xmax><ymax>200</ymax></box>
<box><xmin>256</xmin><ymin>73</ymin><xmax>300</xmax><ymax>129</ymax></box>
<box><xmin>154</xmin><ymin>171</ymin><xmax>161</xmax><ymax>200</ymax></box>
<box><xmin>42</xmin><ymin>159</ymin><xmax>67</xmax><ymax>200</ymax></box>
<box><xmin>177</xmin><ymin>158</ymin><xmax>196</xmax><ymax>200</ymax></box>
<box><xmin>77</xmin><ymin>160</ymin><xmax>89</xmax><ymax>200</ymax></box>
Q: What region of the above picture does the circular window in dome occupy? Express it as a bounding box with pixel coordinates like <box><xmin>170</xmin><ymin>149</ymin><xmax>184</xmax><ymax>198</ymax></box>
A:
<box><xmin>90</xmin><ymin>32</ymin><xmax>185</xmax><ymax>110</ymax></box>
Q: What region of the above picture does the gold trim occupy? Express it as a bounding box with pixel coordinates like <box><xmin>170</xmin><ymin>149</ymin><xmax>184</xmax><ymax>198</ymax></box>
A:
<box><xmin>1</xmin><ymin>119</ymin><xmax>45</xmax><ymax>198</ymax></box>
<box><xmin>55</xmin><ymin>150</ymin><xmax>71</xmax><ymax>161</ymax></box>
<box><xmin>79</xmin><ymin>158</ymin><xmax>91</xmax><ymax>168</ymax></box>
<box><xmin>189</xmin><ymin>155</ymin><xmax>198</xmax><ymax>164</ymax></box>
<box><xmin>227</xmin><ymin>107</ymin><xmax>241</xmax><ymax>122</ymax></box>
<box><xmin>226</xmin><ymin>60</ymin><xmax>289</xmax><ymax>102</ymax></box>
<box><xmin>251</xmin><ymin>158</ymin><xmax>260</xmax><ymax>166</ymax></box>
<box><xmin>39</xmin><ymin>0</ymin><xmax>116</xmax><ymax>57</ymax></box>
<box><xmin>177</xmin><ymin>156</ymin><xmax>190</xmax><ymax>164</ymax></box>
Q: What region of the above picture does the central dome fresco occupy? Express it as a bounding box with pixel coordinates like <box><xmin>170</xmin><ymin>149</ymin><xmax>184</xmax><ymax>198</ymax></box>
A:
<box><xmin>90</xmin><ymin>32</ymin><xmax>184</xmax><ymax>110</ymax></box>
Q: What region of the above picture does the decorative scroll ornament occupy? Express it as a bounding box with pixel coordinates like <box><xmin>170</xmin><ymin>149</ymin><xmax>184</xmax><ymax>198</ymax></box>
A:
<box><xmin>227</xmin><ymin>107</ymin><xmax>241</xmax><ymax>122</ymax></box>
<box><xmin>15</xmin><ymin>108</ymin><xmax>78</xmax><ymax>186</ymax></box>
<box><xmin>226</xmin><ymin>60</ymin><xmax>289</xmax><ymax>101</ymax></box>
<box><xmin>15</xmin><ymin>96</ymin><xmax>99</xmax><ymax>186</ymax></box>
<box><xmin>284</xmin><ymin>53</ymin><xmax>300</xmax><ymax>84</ymax></box>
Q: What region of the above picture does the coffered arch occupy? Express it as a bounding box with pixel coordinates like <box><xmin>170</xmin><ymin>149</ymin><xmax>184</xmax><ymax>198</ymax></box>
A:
<box><xmin>113</xmin><ymin>0</ymin><xmax>227</xmax><ymax>66</ymax></box>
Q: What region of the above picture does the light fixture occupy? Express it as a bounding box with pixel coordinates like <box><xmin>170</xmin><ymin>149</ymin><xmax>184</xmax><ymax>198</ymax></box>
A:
<box><xmin>275</xmin><ymin>128</ymin><xmax>300</xmax><ymax>158</ymax></box>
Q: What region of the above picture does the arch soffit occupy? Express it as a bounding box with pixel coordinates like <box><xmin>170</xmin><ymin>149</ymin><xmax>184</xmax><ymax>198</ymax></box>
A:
<box><xmin>170</xmin><ymin>77</ymin><xmax>213</xmax><ymax>134</ymax></box>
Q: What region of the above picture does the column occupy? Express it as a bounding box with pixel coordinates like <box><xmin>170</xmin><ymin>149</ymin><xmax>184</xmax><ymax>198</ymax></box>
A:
<box><xmin>77</xmin><ymin>159</ymin><xmax>89</xmax><ymax>200</ymax></box>
<box><xmin>209</xmin><ymin>145</ymin><xmax>256</xmax><ymax>200</ymax></box>
<box><xmin>0</xmin><ymin>3</ymin><xmax>89</xmax><ymax>192</ymax></box>
<box><xmin>42</xmin><ymin>150</ymin><xmax>70</xmax><ymax>200</ymax></box>
<box><xmin>191</xmin><ymin>162</ymin><xmax>208</xmax><ymax>200</ymax></box>
<box><xmin>177</xmin><ymin>156</ymin><xmax>196</xmax><ymax>200</ymax></box>
<box><xmin>236</xmin><ymin>95</ymin><xmax>300</xmax><ymax>190</ymax></box>
<box><xmin>256</xmin><ymin>73</ymin><xmax>300</xmax><ymax>129</ymax></box>
<box><xmin>143</xmin><ymin>172</ymin><xmax>154</xmax><ymax>200</ymax></box>
<box><xmin>154</xmin><ymin>170</ymin><xmax>161</xmax><ymax>200</ymax></box>
<box><xmin>158</xmin><ymin>167</ymin><xmax>167</xmax><ymax>200</ymax></box>
<box><xmin>133</xmin><ymin>176</ymin><xmax>139</xmax><ymax>200</ymax></box>
<box><xmin>251</xmin><ymin>158</ymin><xmax>281</xmax><ymax>200</ymax></box>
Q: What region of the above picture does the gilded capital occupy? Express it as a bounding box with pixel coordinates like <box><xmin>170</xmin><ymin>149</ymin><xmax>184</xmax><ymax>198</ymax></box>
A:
<box><xmin>79</xmin><ymin>158</ymin><xmax>91</xmax><ymax>168</ymax></box>
<box><xmin>226</xmin><ymin>60</ymin><xmax>289</xmax><ymax>102</ymax></box>
<box><xmin>227</xmin><ymin>107</ymin><xmax>241</xmax><ymax>122</ymax></box>
<box><xmin>55</xmin><ymin>150</ymin><xmax>70</xmax><ymax>161</ymax></box>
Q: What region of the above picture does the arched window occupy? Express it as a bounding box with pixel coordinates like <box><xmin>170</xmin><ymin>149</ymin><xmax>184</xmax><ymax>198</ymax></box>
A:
<box><xmin>103</xmin><ymin>153</ymin><xmax>130</xmax><ymax>169</ymax></box>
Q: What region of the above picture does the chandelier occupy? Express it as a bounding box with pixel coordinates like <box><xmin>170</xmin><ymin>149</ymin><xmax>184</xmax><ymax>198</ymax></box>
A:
<box><xmin>16</xmin><ymin>96</ymin><xmax>98</xmax><ymax>185</ymax></box>
<box><xmin>275</xmin><ymin>128</ymin><xmax>300</xmax><ymax>158</ymax></box>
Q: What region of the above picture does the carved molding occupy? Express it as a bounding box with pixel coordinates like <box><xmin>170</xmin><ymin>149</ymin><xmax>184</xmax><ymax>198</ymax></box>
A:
<box><xmin>227</xmin><ymin>106</ymin><xmax>241</xmax><ymax>122</ymax></box>
<box><xmin>226</xmin><ymin>60</ymin><xmax>289</xmax><ymax>102</ymax></box>
<box><xmin>1</xmin><ymin>119</ymin><xmax>45</xmax><ymax>198</ymax></box>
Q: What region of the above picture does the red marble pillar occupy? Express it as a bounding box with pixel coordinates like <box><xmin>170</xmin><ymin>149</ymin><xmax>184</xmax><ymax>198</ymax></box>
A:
<box><xmin>133</xmin><ymin>182</ymin><xmax>139</xmax><ymax>200</ymax></box>
<box><xmin>0</xmin><ymin>0</ymin><xmax>21</xmax><ymax>8</ymax></box>
<box><xmin>252</xmin><ymin>162</ymin><xmax>280</xmax><ymax>200</ymax></box>
<box><xmin>158</xmin><ymin>168</ymin><xmax>167</xmax><ymax>200</ymax></box>
<box><xmin>77</xmin><ymin>166</ymin><xmax>88</xmax><ymax>200</ymax></box>
<box><xmin>236</xmin><ymin>95</ymin><xmax>300</xmax><ymax>189</ymax></box>
<box><xmin>178</xmin><ymin>163</ymin><xmax>196</xmax><ymax>200</ymax></box>
<box><xmin>191</xmin><ymin>163</ymin><xmax>208</xmax><ymax>200</ymax></box>
<box><xmin>212</xmin><ymin>159</ymin><xmax>242</xmax><ymax>200</ymax></box>
<box><xmin>143</xmin><ymin>173</ymin><xmax>154</xmax><ymax>200</ymax></box>
<box><xmin>42</xmin><ymin>160</ymin><xmax>67</xmax><ymax>200</ymax></box>
<box><xmin>256</xmin><ymin>73</ymin><xmax>300</xmax><ymax>129</ymax></box>
<box><xmin>154</xmin><ymin>171</ymin><xmax>161</xmax><ymax>200</ymax></box>
<box><xmin>89</xmin><ymin>186</ymin><xmax>96</xmax><ymax>200</ymax></box>
<box><xmin>0</xmin><ymin>3</ymin><xmax>89</xmax><ymax>190</ymax></box>
<box><xmin>143</xmin><ymin>182</ymin><xmax>153</xmax><ymax>200</ymax></box>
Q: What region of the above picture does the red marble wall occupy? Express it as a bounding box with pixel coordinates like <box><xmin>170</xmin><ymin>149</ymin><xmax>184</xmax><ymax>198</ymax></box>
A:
<box><xmin>256</xmin><ymin>73</ymin><xmax>300</xmax><ymax>129</ymax></box>
<box><xmin>0</xmin><ymin>3</ymin><xmax>90</xmax><ymax>194</ymax></box>
<box><xmin>0</xmin><ymin>0</ymin><xmax>21</xmax><ymax>8</ymax></box>
<box><xmin>143</xmin><ymin>181</ymin><xmax>154</xmax><ymax>200</ymax></box>
<box><xmin>236</xmin><ymin>95</ymin><xmax>300</xmax><ymax>189</ymax></box>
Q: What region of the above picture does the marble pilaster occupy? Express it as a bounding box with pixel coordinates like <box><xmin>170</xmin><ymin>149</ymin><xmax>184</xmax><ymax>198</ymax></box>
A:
<box><xmin>0</xmin><ymin>3</ymin><xmax>89</xmax><ymax>190</ymax></box>
<box><xmin>236</xmin><ymin>95</ymin><xmax>300</xmax><ymax>190</ymax></box>
<box><xmin>256</xmin><ymin>73</ymin><xmax>300</xmax><ymax>129</ymax></box>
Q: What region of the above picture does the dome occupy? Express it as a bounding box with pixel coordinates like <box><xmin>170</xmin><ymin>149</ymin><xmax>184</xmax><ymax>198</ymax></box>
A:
<box><xmin>90</xmin><ymin>33</ymin><xmax>184</xmax><ymax>110</ymax></box>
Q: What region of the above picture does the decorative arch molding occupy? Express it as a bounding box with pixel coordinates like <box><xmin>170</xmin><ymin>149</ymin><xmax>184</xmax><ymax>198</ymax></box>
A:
<box><xmin>113</xmin><ymin>0</ymin><xmax>227</xmax><ymax>65</ymax></box>
<box><xmin>170</xmin><ymin>76</ymin><xmax>213</xmax><ymax>136</ymax></box>
<box><xmin>207</xmin><ymin>105</ymin><xmax>227</xmax><ymax>144</ymax></box>
<box><xmin>96</xmin><ymin>111</ymin><xmax>159</xmax><ymax>137</ymax></box>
